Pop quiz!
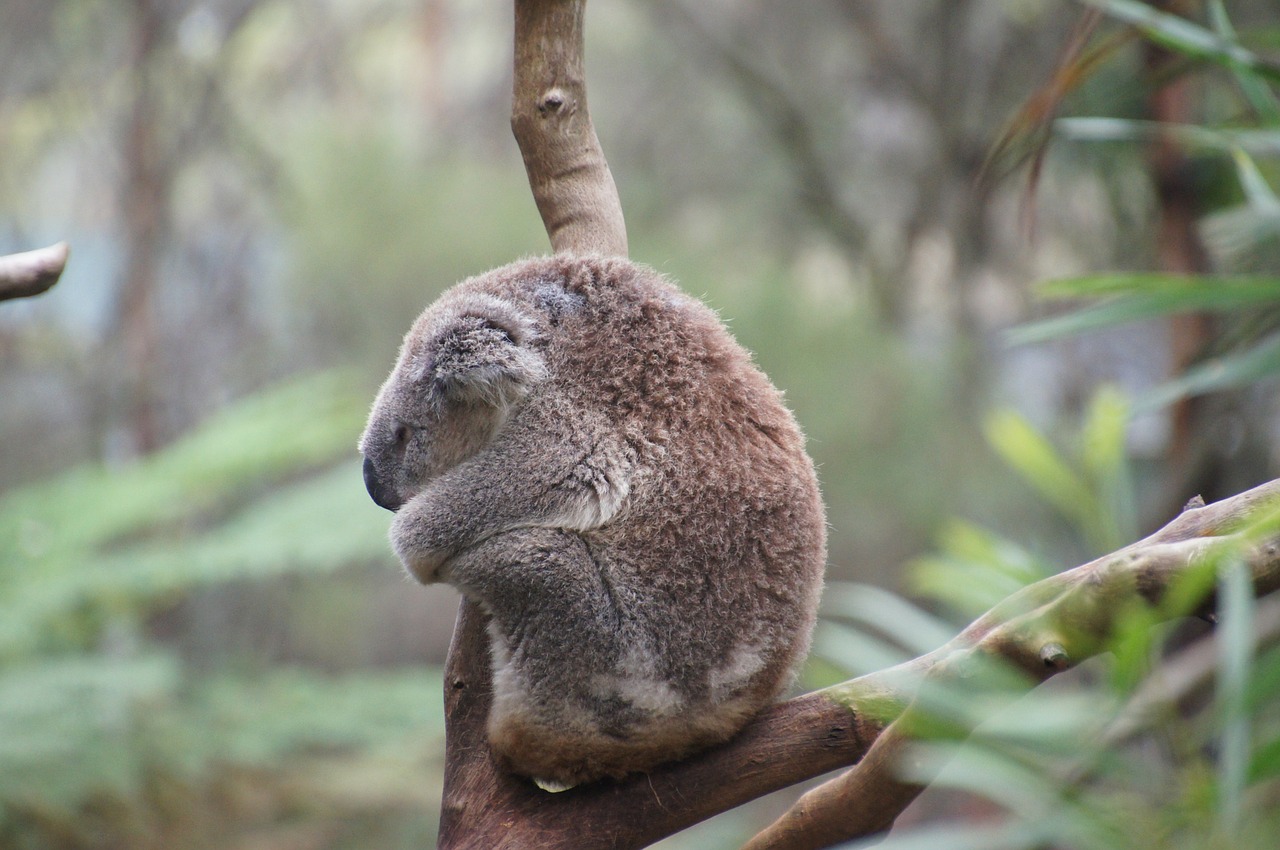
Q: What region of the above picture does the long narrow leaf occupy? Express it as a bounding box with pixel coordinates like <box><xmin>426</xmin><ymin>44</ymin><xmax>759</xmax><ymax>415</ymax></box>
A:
<box><xmin>1207</xmin><ymin>0</ymin><xmax>1280</xmax><ymax>125</ymax></box>
<box><xmin>1217</xmin><ymin>557</ymin><xmax>1255</xmax><ymax>832</ymax></box>
<box><xmin>1203</xmin><ymin>204</ymin><xmax>1280</xmax><ymax>263</ymax></box>
<box><xmin>1231</xmin><ymin>148</ymin><xmax>1280</xmax><ymax>214</ymax></box>
<box><xmin>1081</xmin><ymin>387</ymin><xmax>1136</xmax><ymax>550</ymax></box>
<box><xmin>985</xmin><ymin>410</ymin><xmax>1095</xmax><ymax>526</ymax></box>
<box><xmin>1036</xmin><ymin>273</ymin><xmax>1280</xmax><ymax>300</ymax></box>
<box><xmin>821</xmin><ymin>582</ymin><xmax>956</xmax><ymax>654</ymax></box>
<box><xmin>1056</xmin><ymin>117</ymin><xmax>1280</xmax><ymax>156</ymax></box>
<box><xmin>1010</xmin><ymin>279</ymin><xmax>1280</xmax><ymax>345</ymax></box>
<box><xmin>0</xmin><ymin>462</ymin><xmax>392</xmax><ymax>655</ymax></box>
<box><xmin>1075</xmin><ymin>0</ymin><xmax>1280</xmax><ymax>82</ymax></box>
<box><xmin>1138</xmin><ymin>331</ymin><xmax>1280</xmax><ymax>410</ymax></box>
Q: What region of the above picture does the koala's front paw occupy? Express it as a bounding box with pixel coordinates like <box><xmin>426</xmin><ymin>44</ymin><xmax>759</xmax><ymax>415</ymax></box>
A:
<box><xmin>389</xmin><ymin>508</ymin><xmax>451</xmax><ymax>584</ymax></box>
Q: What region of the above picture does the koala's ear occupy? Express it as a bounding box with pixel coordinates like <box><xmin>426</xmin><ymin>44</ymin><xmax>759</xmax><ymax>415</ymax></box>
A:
<box><xmin>425</xmin><ymin>312</ymin><xmax>547</xmax><ymax>407</ymax></box>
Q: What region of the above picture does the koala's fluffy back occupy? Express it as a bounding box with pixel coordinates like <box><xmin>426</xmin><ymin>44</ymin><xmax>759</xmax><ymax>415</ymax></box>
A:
<box><xmin>388</xmin><ymin>256</ymin><xmax>826</xmax><ymax>784</ymax></box>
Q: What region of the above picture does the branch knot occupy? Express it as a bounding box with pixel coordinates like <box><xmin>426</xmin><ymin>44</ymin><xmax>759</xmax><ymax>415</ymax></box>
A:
<box><xmin>1039</xmin><ymin>642</ymin><xmax>1070</xmax><ymax>670</ymax></box>
<box><xmin>538</xmin><ymin>88</ymin><xmax>569</xmax><ymax>115</ymax></box>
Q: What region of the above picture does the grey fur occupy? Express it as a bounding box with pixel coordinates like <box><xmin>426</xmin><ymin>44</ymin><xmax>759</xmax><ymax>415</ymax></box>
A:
<box><xmin>360</xmin><ymin>256</ymin><xmax>826</xmax><ymax>786</ymax></box>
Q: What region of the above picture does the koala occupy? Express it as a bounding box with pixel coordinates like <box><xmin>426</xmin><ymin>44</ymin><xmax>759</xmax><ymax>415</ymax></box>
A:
<box><xmin>359</xmin><ymin>255</ymin><xmax>826</xmax><ymax>787</ymax></box>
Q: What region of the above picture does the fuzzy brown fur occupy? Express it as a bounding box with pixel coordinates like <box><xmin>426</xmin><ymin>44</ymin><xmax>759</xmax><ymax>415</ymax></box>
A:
<box><xmin>360</xmin><ymin>256</ymin><xmax>826</xmax><ymax>786</ymax></box>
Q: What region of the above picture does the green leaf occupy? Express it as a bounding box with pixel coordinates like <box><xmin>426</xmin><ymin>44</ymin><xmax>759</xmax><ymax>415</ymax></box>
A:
<box><xmin>1231</xmin><ymin>148</ymin><xmax>1280</xmax><ymax>213</ymax></box>
<box><xmin>1075</xmin><ymin>0</ymin><xmax>1280</xmax><ymax>82</ymax></box>
<box><xmin>1246</xmin><ymin>643</ymin><xmax>1280</xmax><ymax>713</ymax></box>
<box><xmin>0</xmin><ymin>654</ymin><xmax>181</xmax><ymax>804</ymax></box>
<box><xmin>908</xmin><ymin>521</ymin><xmax>1050</xmax><ymax>618</ymax></box>
<box><xmin>0</xmin><ymin>658</ymin><xmax>444</xmax><ymax>812</ymax></box>
<box><xmin>820</xmin><ymin>582</ymin><xmax>956</xmax><ymax>655</ymax></box>
<box><xmin>0</xmin><ymin>462</ymin><xmax>393</xmax><ymax>655</ymax></box>
<box><xmin>1009</xmin><ymin>276</ymin><xmax>1280</xmax><ymax>345</ymax></box>
<box><xmin>1055</xmin><ymin>117</ymin><xmax>1280</xmax><ymax>156</ymax></box>
<box><xmin>1035</xmin><ymin>273</ymin><xmax>1280</xmax><ymax>301</ymax></box>
<box><xmin>1080</xmin><ymin>387</ymin><xmax>1135</xmax><ymax>550</ymax></box>
<box><xmin>1208</xmin><ymin>0</ymin><xmax>1280</xmax><ymax>125</ymax></box>
<box><xmin>811</xmin><ymin>620</ymin><xmax>912</xmax><ymax>677</ymax></box>
<box><xmin>902</xmin><ymin>742</ymin><xmax>1111</xmax><ymax>845</ymax></box>
<box><xmin>0</xmin><ymin>369</ymin><xmax>371</xmax><ymax>565</ymax></box>
<box><xmin>1203</xmin><ymin>204</ymin><xmax>1280</xmax><ymax>264</ymax></box>
<box><xmin>1217</xmin><ymin>557</ymin><xmax>1255</xmax><ymax>829</ymax></box>
<box><xmin>984</xmin><ymin>410</ymin><xmax>1095</xmax><ymax>527</ymax></box>
<box><xmin>1138</xmin><ymin>331</ymin><xmax>1280</xmax><ymax>410</ymax></box>
<box><xmin>1249</xmin><ymin>735</ymin><xmax>1280</xmax><ymax>784</ymax></box>
<box><xmin>1158</xmin><ymin>557</ymin><xmax>1219</xmax><ymax>621</ymax></box>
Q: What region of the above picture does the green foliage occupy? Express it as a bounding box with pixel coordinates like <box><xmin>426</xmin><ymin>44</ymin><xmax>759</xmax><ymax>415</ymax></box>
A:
<box><xmin>0</xmin><ymin>373</ymin><xmax>444</xmax><ymax>848</ymax></box>
<box><xmin>1028</xmin><ymin>1</ymin><xmax>1280</xmax><ymax>407</ymax></box>
<box><xmin>984</xmin><ymin>388</ymin><xmax>1136</xmax><ymax>554</ymax></box>
<box><xmin>0</xmin><ymin>371</ymin><xmax>390</xmax><ymax>657</ymax></box>
<box><xmin>976</xmin><ymin>15</ymin><xmax>1280</xmax><ymax>840</ymax></box>
<box><xmin>817</xmin><ymin>378</ymin><xmax>1280</xmax><ymax>849</ymax></box>
<box><xmin>908</xmin><ymin>520</ymin><xmax>1052</xmax><ymax>621</ymax></box>
<box><xmin>0</xmin><ymin>657</ymin><xmax>442</xmax><ymax>812</ymax></box>
<box><xmin>1076</xmin><ymin>0</ymin><xmax>1280</xmax><ymax>83</ymax></box>
<box><xmin>1010</xmin><ymin>274</ymin><xmax>1280</xmax><ymax>344</ymax></box>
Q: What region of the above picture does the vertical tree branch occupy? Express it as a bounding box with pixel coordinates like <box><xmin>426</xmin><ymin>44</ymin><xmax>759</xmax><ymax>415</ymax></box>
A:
<box><xmin>114</xmin><ymin>0</ymin><xmax>174</xmax><ymax>455</ymax></box>
<box><xmin>510</xmin><ymin>0</ymin><xmax>628</xmax><ymax>256</ymax></box>
<box><xmin>436</xmin><ymin>1</ymin><xmax>627</xmax><ymax>846</ymax></box>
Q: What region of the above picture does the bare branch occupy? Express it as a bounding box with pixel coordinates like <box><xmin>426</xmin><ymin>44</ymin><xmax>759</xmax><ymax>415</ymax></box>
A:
<box><xmin>510</xmin><ymin>0</ymin><xmax>627</xmax><ymax>256</ymax></box>
<box><xmin>0</xmin><ymin>242</ymin><xmax>70</xmax><ymax>302</ymax></box>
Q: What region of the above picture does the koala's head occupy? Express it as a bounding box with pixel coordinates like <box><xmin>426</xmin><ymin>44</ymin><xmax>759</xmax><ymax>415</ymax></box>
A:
<box><xmin>359</xmin><ymin>291</ymin><xmax>546</xmax><ymax>512</ymax></box>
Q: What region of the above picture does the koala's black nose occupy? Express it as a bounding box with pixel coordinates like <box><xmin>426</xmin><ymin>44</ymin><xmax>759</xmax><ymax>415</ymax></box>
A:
<box><xmin>363</xmin><ymin>456</ymin><xmax>404</xmax><ymax>512</ymax></box>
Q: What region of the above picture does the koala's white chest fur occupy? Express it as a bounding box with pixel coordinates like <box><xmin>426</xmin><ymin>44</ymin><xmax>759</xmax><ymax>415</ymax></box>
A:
<box><xmin>546</xmin><ymin>447</ymin><xmax>633</xmax><ymax>533</ymax></box>
<box><xmin>361</xmin><ymin>255</ymin><xmax>826</xmax><ymax>786</ymax></box>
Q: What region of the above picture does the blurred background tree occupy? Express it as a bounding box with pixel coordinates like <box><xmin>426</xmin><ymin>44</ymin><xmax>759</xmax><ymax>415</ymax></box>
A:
<box><xmin>0</xmin><ymin>0</ymin><xmax>1277</xmax><ymax>848</ymax></box>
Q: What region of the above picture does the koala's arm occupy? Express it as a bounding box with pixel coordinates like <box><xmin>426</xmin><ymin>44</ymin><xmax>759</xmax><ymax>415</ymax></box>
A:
<box><xmin>391</xmin><ymin>406</ymin><xmax>632</xmax><ymax>583</ymax></box>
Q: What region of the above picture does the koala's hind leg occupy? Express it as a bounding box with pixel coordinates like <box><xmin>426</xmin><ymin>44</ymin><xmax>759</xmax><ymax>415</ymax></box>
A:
<box><xmin>440</xmin><ymin>528</ymin><xmax>676</xmax><ymax>784</ymax></box>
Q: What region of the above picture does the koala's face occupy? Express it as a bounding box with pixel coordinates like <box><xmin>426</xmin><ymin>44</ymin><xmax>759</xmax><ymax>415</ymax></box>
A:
<box><xmin>360</xmin><ymin>294</ymin><xmax>546</xmax><ymax>512</ymax></box>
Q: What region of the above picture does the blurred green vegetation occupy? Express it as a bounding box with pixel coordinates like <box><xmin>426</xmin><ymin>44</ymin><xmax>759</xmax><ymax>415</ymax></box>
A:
<box><xmin>809</xmin><ymin>389</ymin><xmax>1280</xmax><ymax>850</ymax></box>
<box><xmin>0</xmin><ymin>373</ymin><xmax>445</xmax><ymax>847</ymax></box>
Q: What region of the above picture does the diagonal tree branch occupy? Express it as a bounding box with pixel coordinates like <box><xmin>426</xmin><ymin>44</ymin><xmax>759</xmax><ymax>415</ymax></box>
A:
<box><xmin>743</xmin><ymin>479</ymin><xmax>1280</xmax><ymax>850</ymax></box>
<box><xmin>0</xmin><ymin>242</ymin><xmax>69</xmax><ymax>302</ymax></box>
